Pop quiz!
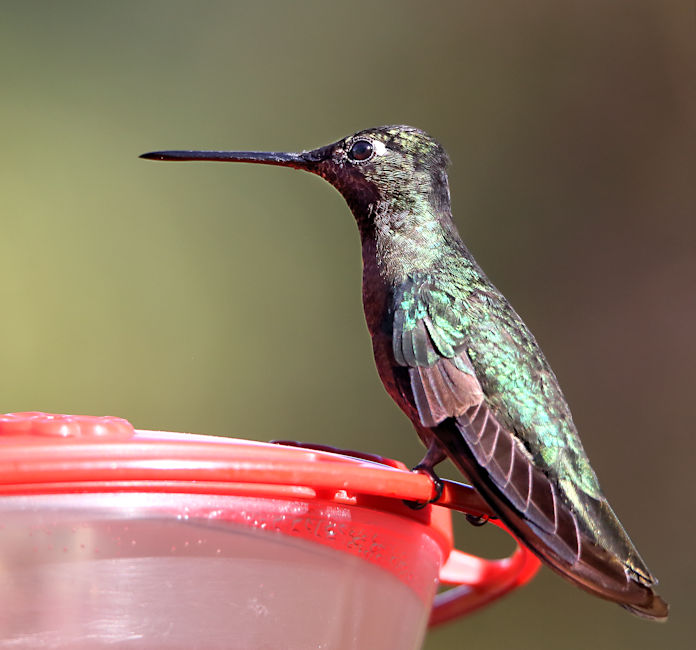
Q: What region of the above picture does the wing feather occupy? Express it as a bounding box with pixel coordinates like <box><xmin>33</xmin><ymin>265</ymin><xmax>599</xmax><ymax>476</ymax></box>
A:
<box><xmin>389</xmin><ymin>275</ymin><xmax>667</xmax><ymax>618</ymax></box>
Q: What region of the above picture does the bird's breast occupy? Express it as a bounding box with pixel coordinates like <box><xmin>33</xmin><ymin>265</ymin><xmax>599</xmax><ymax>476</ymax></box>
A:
<box><xmin>360</xmin><ymin>242</ymin><xmax>423</xmax><ymax>429</ymax></box>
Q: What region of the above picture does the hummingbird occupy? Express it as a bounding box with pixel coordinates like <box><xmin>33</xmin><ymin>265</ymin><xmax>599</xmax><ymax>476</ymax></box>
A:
<box><xmin>141</xmin><ymin>125</ymin><xmax>668</xmax><ymax>620</ymax></box>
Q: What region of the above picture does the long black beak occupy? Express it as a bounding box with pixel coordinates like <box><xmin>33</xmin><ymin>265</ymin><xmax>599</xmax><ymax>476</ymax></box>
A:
<box><xmin>139</xmin><ymin>148</ymin><xmax>324</xmax><ymax>171</ymax></box>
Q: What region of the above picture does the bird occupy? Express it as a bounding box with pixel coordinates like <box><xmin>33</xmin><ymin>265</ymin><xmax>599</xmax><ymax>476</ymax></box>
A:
<box><xmin>141</xmin><ymin>125</ymin><xmax>668</xmax><ymax>620</ymax></box>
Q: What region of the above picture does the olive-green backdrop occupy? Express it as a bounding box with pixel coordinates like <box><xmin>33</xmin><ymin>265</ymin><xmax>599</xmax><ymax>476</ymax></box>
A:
<box><xmin>1</xmin><ymin>2</ymin><xmax>693</xmax><ymax>648</ymax></box>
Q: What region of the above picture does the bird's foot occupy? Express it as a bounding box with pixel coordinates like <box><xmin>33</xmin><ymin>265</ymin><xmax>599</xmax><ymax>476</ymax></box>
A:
<box><xmin>465</xmin><ymin>513</ymin><xmax>490</xmax><ymax>527</ymax></box>
<box><xmin>404</xmin><ymin>463</ymin><xmax>444</xmax><ymax>510</ymax></box>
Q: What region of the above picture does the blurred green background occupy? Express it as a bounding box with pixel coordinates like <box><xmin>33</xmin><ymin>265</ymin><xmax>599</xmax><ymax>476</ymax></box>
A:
<box><xmin>1</xmin><ymin>1</ymin><xmax>693</xmax><ymax>648</ymax></box>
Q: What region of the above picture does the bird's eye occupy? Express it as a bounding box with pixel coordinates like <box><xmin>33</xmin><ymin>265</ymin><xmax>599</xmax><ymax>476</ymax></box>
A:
<box><xmin>347</xmin><ymin>140</ymin><xmax>374</xmax><ymax>162</ymax></box>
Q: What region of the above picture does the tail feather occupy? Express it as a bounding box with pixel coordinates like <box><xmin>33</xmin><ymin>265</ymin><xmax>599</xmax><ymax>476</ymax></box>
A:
<box><xmin>431</xmin><ymin>417</ymin><xmax>669</xmax><ymax>621</ymax></box>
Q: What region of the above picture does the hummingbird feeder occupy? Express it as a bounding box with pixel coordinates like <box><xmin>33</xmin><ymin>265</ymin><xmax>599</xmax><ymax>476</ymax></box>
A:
<box><xmin>0</xmin><ymin>412</ymin><xmax>540</xmax><ymax>649</ymax></box>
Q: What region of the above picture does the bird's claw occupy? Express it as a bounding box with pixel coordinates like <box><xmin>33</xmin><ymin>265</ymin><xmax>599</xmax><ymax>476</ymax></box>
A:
<box><xmin>465</xmin><ymin>513</ymin><xmax>490</xmax><ymax>527</ymax></box>
<box><xmin>404</xmin><ymin>464</ymin><xmax>444</xmax><ymax>510</ymax></box>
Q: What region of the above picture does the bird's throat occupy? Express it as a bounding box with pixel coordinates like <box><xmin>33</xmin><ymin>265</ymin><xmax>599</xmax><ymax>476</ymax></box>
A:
<box><xmin>357</xmin><ymin>199</ymin><xmax>459</xmax><ymax>285</ymax></box>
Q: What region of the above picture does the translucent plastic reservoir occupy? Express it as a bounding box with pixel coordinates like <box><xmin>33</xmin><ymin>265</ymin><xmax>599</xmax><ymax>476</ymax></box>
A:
<box><xmin>0</xmin><ymin>492</ymin><xmax>439</xmax><ymax>650</ymax></box>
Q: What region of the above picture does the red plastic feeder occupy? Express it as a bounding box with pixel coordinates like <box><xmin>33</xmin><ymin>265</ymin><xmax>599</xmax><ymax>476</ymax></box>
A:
<box><xmin>0</xmin><ymin>412</ymin><xmax>540</xmax><ymax>649</ymax></box>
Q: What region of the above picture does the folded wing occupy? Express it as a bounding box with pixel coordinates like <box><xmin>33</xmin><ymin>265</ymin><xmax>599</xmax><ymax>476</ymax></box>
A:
<box><xmin>391</xmin><ymin>275</ymin><xmax>667</xmax><ymax>619</ymax></box>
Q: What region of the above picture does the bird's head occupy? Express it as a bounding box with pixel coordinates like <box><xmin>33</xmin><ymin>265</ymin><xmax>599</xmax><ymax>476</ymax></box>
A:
<box><xmin>141</xmin><ymin>125</ymin><xmax>452</xmax><ymax>231</ymax></box>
